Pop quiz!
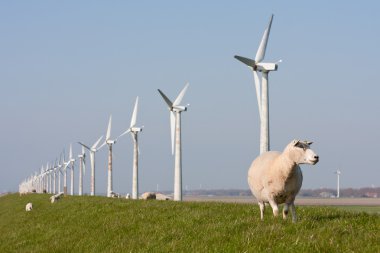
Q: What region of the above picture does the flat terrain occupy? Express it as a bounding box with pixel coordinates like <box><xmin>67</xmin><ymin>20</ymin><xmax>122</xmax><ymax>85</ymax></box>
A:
<box><xmin>0</xmin><ymin>193</ymin><xmax>379</xmax><ymax>252</ymax></box>
<box><xmin>184</xmin><ymin>195</ymin><xmax>380</xmax><ymax>206</ymax></box>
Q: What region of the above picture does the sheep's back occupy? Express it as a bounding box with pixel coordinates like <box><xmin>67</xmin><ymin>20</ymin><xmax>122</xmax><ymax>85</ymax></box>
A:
<box><xmin>248</xmin><ymin>151</ymin><xmax>281</xmax><ymax>201</ymax></box>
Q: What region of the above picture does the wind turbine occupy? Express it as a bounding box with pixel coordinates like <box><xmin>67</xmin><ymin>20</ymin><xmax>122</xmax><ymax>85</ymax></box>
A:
<box><xmin>118</xmin><ymin>97</ymin><xmax>143</xmax><ymax>199</ymax></box>
<box><xmin>57</xmin><ymin>154</ymin><xmax>63</xmax><ymax>193</ymax></box>
<box><xmin>234</xmin><ymin>14</ymin><xmax>280</xmax><ymax>154</ymax></box>
<box><xmin>335</xmin><ymin>169</ymin><xmax>341</xmax><ymax>198</ymax></box>
<box><xmin>61</xmin><ymin>150</ymin><xmax>70</xmax><ymax>195</ymax></box>
<box><xmin>68</xmin><ymin>144</ymin><xmax>76</xmax><ymax>195</ymax></box>
<box><xmin>53</xmin><ymin>159</ymin><xmax>58</xmax><ymax>194</ymax></box>
<box><xmin>158</xmin><ymin>83</ymin><xmax>190</xmax><ymax>201</ymax></box>
<box><xmin>78</xmin><ymin>135</ymin><xmax>103</xmax><ymax>196</ymax></box>
<box><xmin>99</xmin><ymin>115</ymin><xmax>118</xmax><ymax>198</ymax></box>
<box><xmin>78</xmin><ymin>146</ymin><xmax>86</xmax><ymax>196</ymax></box>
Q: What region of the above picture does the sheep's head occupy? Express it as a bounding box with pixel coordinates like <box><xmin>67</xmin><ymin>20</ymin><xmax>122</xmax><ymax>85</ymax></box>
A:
<box><xmin>285</xmin><ymin>139</ymin><xmax>319</xmax><ymax>165</ymax></box>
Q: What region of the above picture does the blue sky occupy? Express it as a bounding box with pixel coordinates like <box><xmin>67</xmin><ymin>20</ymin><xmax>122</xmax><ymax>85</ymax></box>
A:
<box><xmin>1</xmin><ymin>1</ymin><xmax>380</xmax><ymax>193</ymax></box>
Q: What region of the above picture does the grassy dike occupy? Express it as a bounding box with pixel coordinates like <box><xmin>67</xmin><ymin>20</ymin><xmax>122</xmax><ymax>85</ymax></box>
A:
<box><xmin>0</xmin><ymin>193</ymin><xmax>379</xmax><ymax>253</ymax></box>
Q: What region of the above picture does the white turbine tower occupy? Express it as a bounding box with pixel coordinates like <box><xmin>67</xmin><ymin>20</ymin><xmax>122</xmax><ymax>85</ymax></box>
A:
<box><xmin>61</xmin><ymin>152</ymin><xmax>70</xmax><ymax>195</ymax></box>
<box><xmin>118</xmin><ymin>97</ymin><xmax>143</xmax><ymax>200</ymax></box>
<box><xmin>100</xmin><ymin>116</ymin><xmax>117</xmax><ymax>198</ymax></box>
<box><xmin>158</xmin><ymin>83</ymin><xmax>190</xmax><ymax>201</ymax></box>
<box><xmin>57</xmin><ymin>154</ymin><xmax>63</xmax><ymax>193</ymax></box>
<box><xmin>53</xmin><ymin>159</ymin><xmax>58</xmax><ymax>194</ymax></box>
<box><xmin>234</xmin><ymin>14</ymin><xmax>280</xmax><ymax>154</ymax></box>
<box><xmin>68</xmin><ymin>144</ymin><xmax>76</xmax><ymax>195</ymax></box>
<box><xmin>335</xmin><ymin>169</ymin><xmax>341</xmax><ymax>198</ymax></box>
<box><xmin>78</xmin><ymin>146</ymin><xmax>86</xmax><ymax>196</ymax></box>
<box><xmin>78</xmin><ymin>135</ymin><xmax>103</xmax><ymax>196</ymax></box>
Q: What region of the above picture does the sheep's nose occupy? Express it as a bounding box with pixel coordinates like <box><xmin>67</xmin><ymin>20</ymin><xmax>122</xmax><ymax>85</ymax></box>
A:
<box><xmin>314</xmin><ymin>155</ymin><xmax>319</xmax><ymax>159</ymax></box>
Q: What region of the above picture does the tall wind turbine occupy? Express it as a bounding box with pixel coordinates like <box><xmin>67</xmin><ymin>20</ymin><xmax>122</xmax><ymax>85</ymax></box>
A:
<box><xmin>57</xmin><ymin>154</ymin><xmax>63</xmax><ymax>193</ymax></box>
<box><xmin>78</xmin><ymin>135</ymin><xmax>103</xmax><ymax>196</ymax></box>
<box><xmin>335</xmin><ymin>169</ymin><xmax>341</xmax><ymax>198</ymax></box>
<box><xmin>53</xmin><ymin>159</ymin><xmax>58</xmax><ymax>194</ymax></box>
<box><xmin>78</xmin><ymin>146</ymin><xmax>86</xmax><ymax>196</ymax></box>
<box><xmin>234</xmin><ymin>14</ymin><xmax>280</xmax><ymax>154</ymax></box>
<box><xmin>61</xmin><ymin>152</ymin><xmax>70</xmax><ymax>195</ymax></box>
<box><xmin>101</xmin><ymin>115</ymin><xmax>117</xmax><ymax>198</ymax></box>
<box><xmin>158</xmin><ymin>83</ymin><xmax>190</xmax><ymax>201</ymax></box>
<box><xmin>68</xmin><ymin>144</ymin><xmax>76</xmax><ymax>195</ymax></box>
<box><xmin>118</xmin><ymin>97</ymin><xmax>143</xmax><ymax>199</ymax></box>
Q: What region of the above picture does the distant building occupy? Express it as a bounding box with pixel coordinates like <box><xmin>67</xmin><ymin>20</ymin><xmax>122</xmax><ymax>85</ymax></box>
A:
<box><xmin>364</xmin><ymin>192</ymin><xmax>378</xmax><ymax>198</ymax></box>
<box><xmin>319</xmin><ymin>192</ymin><xmax>333</xmax><ymax>198</ymax></box>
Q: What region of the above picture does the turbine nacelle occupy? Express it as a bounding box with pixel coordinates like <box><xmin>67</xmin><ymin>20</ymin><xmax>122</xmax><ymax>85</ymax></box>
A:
<box><xmin>255</xmin><ymin>62</ymin><xmax>278</xmax><ymax>72</ymax></box>
<box><xmin>172</xmin><ymin>105</ymin><xmax>187</xmax><ymax>112</ymax></box>
<box><xmin>106</xmin><ymin>140</ymin><xmax>116</xmax><ymax>145</ymax></box>
<box><xmin>131</xmin><ymin>127</ymin><xmax>143</xmax><ymax>132</ymax></box>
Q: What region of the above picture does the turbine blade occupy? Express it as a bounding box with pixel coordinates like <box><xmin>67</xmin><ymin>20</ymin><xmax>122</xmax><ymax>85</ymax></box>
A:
<box><xmin>97</xmin><ymin>141</ymin><xmax>107</xmax><ymax>151</ymax></box>
<box><xmin>78</xmin><ymin>142</ymin><xmax>91</xmax><ymax>151</ymax></box>
<box><xmin>106</xmin><ymin>115</ymin><xmax>112</xmax><ymax>140</ymax></box>
<box><xmin>158</xmin><ymin>89</ymin><xmax>173</xmax><ymax>109</ymax></box>
<box><xmin>130</xmin><ymin>96</ymin><xmax>139</xmax><ymax>128</ymax></box>
<box><xmin>116</xmin><ymin>129</ymin><xmax>130</xmax><ymax>141</ymax></box>
<box><xmin>234</xmin><ymin>55</ymin><xmax>256</xmax><ymax>68</ymax></box>
<box><xmin>170</xmin><ymin>112</ymin><xmax>175</xmax><ymax>155</ymax></box>
<box><xmin>255</xmin><ymin>14</ymin><xmax>274</xmax><ymax>63</ymax></box>
<box><xmin>83</xmin><ymin>157</ymin><xmax>86</xmax><ymax>176</ymax></box>
<box><xmin>82</xmin><ymin>146</ymin><xmax>85</xmax><ymax>155</ymax></box>
<box><xmin>253</xmin><ymin>71</ymin><xmax>262</xmax><ymax>121</ymax></box>
<box><xmin>69</xmin><ymin>144</ymin><xmax>73</xmax><ymax>160</ymax></box>
<box><xmin>92</xmin><ymin>135</ymin><xmax>103</xmax><ymax>149</ymax></box>
<box><xmin>173</xmin><ymin>83</ymin><xmax>189</xmax><ymax>106</ymax></box>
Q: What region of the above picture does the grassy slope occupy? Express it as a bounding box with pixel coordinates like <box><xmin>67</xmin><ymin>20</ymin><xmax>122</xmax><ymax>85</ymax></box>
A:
<box><xmin>0</xmin><ymin>194</ymin><xmax>379</xmax><ymax>253</ymax></box>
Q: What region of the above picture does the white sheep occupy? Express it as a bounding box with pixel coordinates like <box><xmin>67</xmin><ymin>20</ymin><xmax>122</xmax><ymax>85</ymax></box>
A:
<box><xmin>25</xmin><ymin>203</ymin><xmax>33</xmax><ymax>211</ymax></box>
<box><xmin>248</xmin><ymin>139</ymin><xmax>319</xmax><ymax>222</ymax></box>
<box><xmin>125</xmin><ymin>193</ymin><xmax>131</xmax><ymax>199</ymax></box>
<box><xmin>156</xmin><ymin>193</ymin><xmax>171</xmax><ymax>201</ymax></box>
<box><xmin>50</xmin><ymin>192</ymin><xmax>64</xmax><ymax>203</ymax></box>
<box><xmin>140</xmin><ymin>192</ymin><xmax>156</xmax><ymax>200</ymax></box>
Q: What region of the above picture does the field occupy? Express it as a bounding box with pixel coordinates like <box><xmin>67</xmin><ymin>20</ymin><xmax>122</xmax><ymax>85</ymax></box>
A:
<box><xmin>0</xmin><ymin>194</ymin><xmax>379</xmax><ymax>253</ymax></box>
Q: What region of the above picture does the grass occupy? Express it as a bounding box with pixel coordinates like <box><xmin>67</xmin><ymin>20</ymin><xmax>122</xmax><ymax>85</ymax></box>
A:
<box><xmin>332</xmin><ymin>205</ymin><xmax>380</xmax><ymax>215</ymax></box>
<box><xmin>0</xmin><ymin>194</ymin><xmax>379</xmax><ymax>253</ymax></box>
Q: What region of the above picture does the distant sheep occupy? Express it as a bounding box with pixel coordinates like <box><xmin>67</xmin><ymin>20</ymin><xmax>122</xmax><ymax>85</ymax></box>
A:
<box><xmin>248</xmin><ymin>140</ymin><xmax>319</xmax><ymax>222</ymax></box>
<box><xmin>125</xmin><ymin>193</ymin><xmax>131</xmax><ymax>199</ymax></box>
<box><xmin>25</xmin><ymin>203</ymin><xmax>33</xmax><ymax>211</ymax></box>
<box><xmin>50</xmin><ymin>192</ymin><xmax>64</xmax><ymax>203</ymax></box>
<box><xmin>110</xmin><ymin>191</ymin><xmax>122</xmax><ymax>198</ymax></box>
<box><xmin>156</xmin><ymin>193</ymin><xmax>171</xmax><ymax>201</ymax></box>
<box><xmin>140</xmin><ymin>192</ymin><xmax>156</xmax><ymax>200</ymax></box>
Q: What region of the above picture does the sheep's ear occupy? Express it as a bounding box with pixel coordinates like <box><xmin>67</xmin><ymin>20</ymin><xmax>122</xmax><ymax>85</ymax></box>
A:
<box><xmin>306</xmin><ymin>141</ymin><xmax>313</xmax><ymax>145</ymax></box>
<box><xmin>292</xmin><ymin>140</ymin><xmax>300</xmax><ymax>146</ymax></box>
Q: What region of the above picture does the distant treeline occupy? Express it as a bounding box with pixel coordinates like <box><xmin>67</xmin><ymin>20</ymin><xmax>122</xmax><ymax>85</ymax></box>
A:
<box><xmin>183</xmin><ymin>187</ymin><xmax>380</xmax><ymax>198</ymax></box>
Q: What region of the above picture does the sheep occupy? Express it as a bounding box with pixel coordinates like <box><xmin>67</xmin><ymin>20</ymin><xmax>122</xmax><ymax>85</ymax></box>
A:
<box><xmin>50</xmin><ymin>192</ymin><xmax>64</xmax><ymax>203</ymax></box>
<box><xmin>140</xmin><ymin>192</ymin><xmax>156</xmax><ymax>200</ymax></box>
<box><xmin>156</xmin><ymin>193</ymin><xmax>171</xmax><ymax>201</ymax></box>
<box><xmin>248</xmin><ymin>139</ymin><xmax>319</xmax><ymax>222</ymax></box>
<box><xmin>125</xmin><ymin>193</ymin><xmax>131</xmax><ymax>199</ymax></box>
<box><xmin>110</xmin><ymin>191</ymin><xmax>121</xmax><ymax>198</ymax></box>
<box><xmin>25</xmin><ymin>203</ymin><xmax>33</xmax><ymax>211</ymax></box>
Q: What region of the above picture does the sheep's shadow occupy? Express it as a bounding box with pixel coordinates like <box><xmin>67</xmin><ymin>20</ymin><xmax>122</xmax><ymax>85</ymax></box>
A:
<box><xmin>305</xmin><ymin>214</ymin><xmax>344</xmax><ymax>222</ymax></box>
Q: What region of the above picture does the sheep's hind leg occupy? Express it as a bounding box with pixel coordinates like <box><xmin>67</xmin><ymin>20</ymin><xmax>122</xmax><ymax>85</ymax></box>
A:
<box><xmin>258</xmin><ymin>201</ymin><xmax>265</xmax><ymax>220</ymax></box>
<box><xmin>289</xmin><ymin>202</ymin><xmax>297</xmax><ymax>223</ymax></box>
<box><xmin>268</xmin><ymin>199</ymin><xmax>279</xmax><ymax>217</ymax></box>
<box><xmin>283</xmin><ymin>203</ymin><xmax>289</xmax><ymax>220</ymax></box>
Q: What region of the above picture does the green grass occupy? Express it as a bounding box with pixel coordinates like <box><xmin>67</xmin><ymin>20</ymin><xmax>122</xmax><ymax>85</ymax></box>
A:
<box><xmin>0</xmin><ymin>194</ymin><xmax>379</xmax><ymax>253</ymax></box>
<box><xmin>332</xmin><ymin>205</ymin><xmax>380</xmax><ymax>215</ymax></box>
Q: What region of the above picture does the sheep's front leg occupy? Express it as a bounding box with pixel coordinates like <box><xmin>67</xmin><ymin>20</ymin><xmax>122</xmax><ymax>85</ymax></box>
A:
<box><xmin>289</xmin><ymin>202</ymin><xmax>297</xmax><ymax>223</ymax></box>
<box><xmin>283</xmin><ymin>203</ymin><xmax>289</xmax><ymax>220</ymax></box>
<box><xmin>268</xmin><ymin>199</ymin><xmax>279</xmax><ymax>217</ymax></box>
<box><xmin>258</xmin><ymin>201</ymin><xmax>265</xmax><ymax>220</ymax></box>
